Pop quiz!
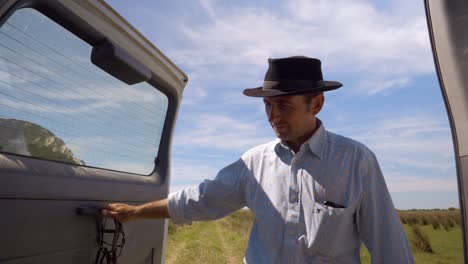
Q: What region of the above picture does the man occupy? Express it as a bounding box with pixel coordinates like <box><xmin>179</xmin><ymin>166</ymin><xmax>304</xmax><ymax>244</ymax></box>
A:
<box><xmin>103</xmin><ymin>57</ymin><xmax>414</xmax><ymax>263</ymax></box>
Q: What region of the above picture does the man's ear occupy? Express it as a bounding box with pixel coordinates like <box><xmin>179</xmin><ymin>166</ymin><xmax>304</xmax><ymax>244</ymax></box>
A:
<box><xmin>311</xmin><ymin>94</ymin><xmax>324</xmax><ymax>115</ymax></box>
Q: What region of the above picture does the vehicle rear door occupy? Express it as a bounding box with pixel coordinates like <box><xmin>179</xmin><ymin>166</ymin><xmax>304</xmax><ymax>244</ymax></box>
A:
<box><xmin>425</xmin><ymin>0</ymin><xmax>468</xmax><ymax>262</ymax></box>
<box><xmin>0</xmin><ymin>0</ymin><xmax>187</xmax><ymax>263</ymax></box>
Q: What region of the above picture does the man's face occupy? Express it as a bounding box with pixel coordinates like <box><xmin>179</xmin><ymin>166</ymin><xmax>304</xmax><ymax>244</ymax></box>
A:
<box><xmin>263</xmin><ymin>94</ymin><xmax>323</xmax><ymax>142</ymax></box>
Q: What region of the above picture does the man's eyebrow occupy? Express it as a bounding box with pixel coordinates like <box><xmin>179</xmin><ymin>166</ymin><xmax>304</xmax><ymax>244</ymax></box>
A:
<box><xmin>263</xmin><ymin>98</ymin><xmax>292</xmax><ymax>104</ymax></box>
<box><xmin>276</xmin><ymin>99</ymin><xmax>293</xmax><ymax>104</ymax></box>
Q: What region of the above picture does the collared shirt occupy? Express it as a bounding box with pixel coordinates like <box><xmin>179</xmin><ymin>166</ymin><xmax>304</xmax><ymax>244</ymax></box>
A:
<box><xmin>168</xmin><ymin>121</ymin><xmax>414</xmax><ymax>263</ymax></box>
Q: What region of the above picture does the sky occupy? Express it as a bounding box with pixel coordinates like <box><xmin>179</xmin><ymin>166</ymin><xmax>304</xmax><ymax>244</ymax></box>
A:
<box><xmin>103</xmin><ymin>0</ymin><xmax>460</xmax><ymax>210</ymax></box>
<box><xmin>0</xmin><ymin>0</ymin><xmax>456</xmax><ymax>210</ymax></box>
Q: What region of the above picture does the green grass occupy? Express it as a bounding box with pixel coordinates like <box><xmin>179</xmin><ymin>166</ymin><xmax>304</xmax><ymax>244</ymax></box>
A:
<box><xmin>405</xmin><ymin>224</ymin><xmax>463</xmax><ymax>263</ymax></box>
<box><xmin>165</xmin><ymin>221</ymin><xmax>226</xmax><ymax>263</ymax></box>
<box><xmin>360</xmin><ymin>224</ymin><xmax>463</xmax><ymax>263</ymax></box>
<box><xmin>166</xmin><ymin>209</ymin><xmax>464</xmax><ymax>264</ymax></box>
<box><xmin>165</xmin><ymin>210</ymin><xmax>253</xmax><ymax>264</ymax></box>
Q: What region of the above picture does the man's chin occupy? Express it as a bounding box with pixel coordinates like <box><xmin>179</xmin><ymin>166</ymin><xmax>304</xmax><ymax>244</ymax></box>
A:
<box><xmin>275</xmin><ymin>133</ymin><xmax>290</xmax><ymax>141</ymax></box>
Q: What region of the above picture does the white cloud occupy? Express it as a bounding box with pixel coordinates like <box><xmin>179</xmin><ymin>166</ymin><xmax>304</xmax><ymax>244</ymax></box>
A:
<box><xmin>198</xmin><ymin>0</ymin><xmax>217</xmax><ymax>21</ymax></box>
<box><xmin>169</xmin><ymin>160</ymin><xmax>221</xmax><ymax>193</ymax></box>
<box><xmin>175</xmin><ymin>113</ymin><xmax>273</xmax><ymax>151</ymax></box>
<box><xmin>331</xmin><ymin>114</ymin><xmax>456</xmax><ymax>191</ymax></box>
<box><xmin>33</xmin><ymin>82</ymin><xmax>162</xmax><ymax>111</ymax></box>
<box><xmin>0</xmin><ymin>75</ymin><xmax>168</xmax><ymax>146</ymax></box>
<box><xmin>0</xmin><ymin>37</ymin><xmax>165</xmax><ymax>115</ymax></box>
<box><xmin>98</xmin><ymin>160</ymin><xmax>154</xmax><ymax>175</ymax></box>
<box><xmin>386</xmin><ymin>173</ymin><xmax>457</xmax><ymax>192</ymax></box>
<box><xmin>168</xmin><ymin>0</ymin><xmax>432</xmax><ymax>95</ymax></box>
<box><xmin>287</xmin><ymin>0</ymin><xmax>432</xmax><ymax>75</ymax></box>
<box><xmin>379</xmin><ymin>155</ymin><xmax>453</xmax><ymax>171</ymax></box>
<box><xmin>338</xmin><ymin>115</ymin><xmax>453</xmax><ymax>155</ymax></box>
<box><xmin>357</xmin><ymin>77</ymin><xmax>411</xmax><ymax>95</ymax></box>
<box><xmin>169</xmin><ymin>184</ymin><xmax>199</xmax><ymax>194</ymax></box>
<box><xmin>0</xmin><ymin>94</ymin><xmax>121</xmax><ymax>115</ymax></box>
<box><xmin>331</xmin><ymin>113</ymin><xmax>456</xmax><ymax>193</ymax></box>
<box><xmin>171</xmin><ymin>161</ymin><xmax>219</xmax><ymax>182</ymax></box>
<box><xmin>63</xmin><ymin>135</ymin><xmax>157</xmax><ymax>169</ymax></box>
<box><xmin>181</xmin><ymin>84</ymin><xmax>207</xmax><ymax>106</ymax></box>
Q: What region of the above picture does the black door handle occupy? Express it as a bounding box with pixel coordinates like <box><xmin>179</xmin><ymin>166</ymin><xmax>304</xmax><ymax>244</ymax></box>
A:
<box><xmin>76</xmin><ymin>206</ymin><xmax>101</xmax><ymax>216</ymax></box>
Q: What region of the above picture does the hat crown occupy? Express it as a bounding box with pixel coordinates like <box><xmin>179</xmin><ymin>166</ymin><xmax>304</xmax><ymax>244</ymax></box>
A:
<box><xmin>265</xmin><ymin>57</ymin><xmax>323</xmax><ymax>82</ymax></box>
<box><xmin>242</xmin><ymin>56</ymin><xmax>342</xmax><ymax>97</ymax></box>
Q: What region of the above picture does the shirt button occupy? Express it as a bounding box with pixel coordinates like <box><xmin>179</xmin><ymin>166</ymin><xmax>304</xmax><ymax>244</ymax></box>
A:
<box><xmin>290</xmin><ymin>193</ymin><xmax>298</xmax><ymax>203</ymax></box>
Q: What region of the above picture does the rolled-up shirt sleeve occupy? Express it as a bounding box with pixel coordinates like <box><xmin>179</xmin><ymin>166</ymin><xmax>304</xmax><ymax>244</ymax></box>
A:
<box><xmin>356</xmin><ymin>151</ymin><xmax>414</xmax><ymax>263</ymax></box>
<box><xmin>168</xmin><ymin>158</ymin><xmax>247</xmax><ymax>225</ymax></box>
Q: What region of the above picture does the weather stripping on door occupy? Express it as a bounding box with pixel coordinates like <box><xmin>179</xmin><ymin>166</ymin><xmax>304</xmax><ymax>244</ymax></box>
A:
<box><xmin>77</xmin><ymin>206</ymin><xmax>126</xmax><ymax>264</ymax></box>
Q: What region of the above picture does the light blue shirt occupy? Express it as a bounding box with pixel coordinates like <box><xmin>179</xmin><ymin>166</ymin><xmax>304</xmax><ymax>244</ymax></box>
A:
<box><xmin>168</xmin><ymin>121</ymin><xmax>414</xmax><ymax>263</ymax></box>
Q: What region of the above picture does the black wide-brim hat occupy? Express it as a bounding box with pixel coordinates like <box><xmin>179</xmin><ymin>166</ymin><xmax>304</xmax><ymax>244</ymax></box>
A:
<box><xmin>243</xmin><ymin>56</ymin><xmax>342</xmax><ymax>97</ymax></box>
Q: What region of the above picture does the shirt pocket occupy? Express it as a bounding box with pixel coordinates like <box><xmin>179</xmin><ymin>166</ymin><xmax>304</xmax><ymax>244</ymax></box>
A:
<box><xmin>307</xmin><ymin>202</ymin><xmax>354</xmax><ymax>257</ymax></box>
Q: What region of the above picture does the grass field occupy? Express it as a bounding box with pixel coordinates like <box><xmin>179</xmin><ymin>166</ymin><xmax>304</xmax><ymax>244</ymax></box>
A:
<box><xmin>165</xmin><ymin>209</ymin><xmax>463</xmax><ymax>264</ymax></box>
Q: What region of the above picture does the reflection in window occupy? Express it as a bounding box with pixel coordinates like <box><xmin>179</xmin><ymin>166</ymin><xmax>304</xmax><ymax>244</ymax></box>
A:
<box><xmin>0</xmin><ymin>8</ymin><xmax>168</xmax><ymax>175</ymax></box>
<box><xmin>0</xmin><ymin>118</ymin><xmax>82</xmax><ymax>164</ymax></box>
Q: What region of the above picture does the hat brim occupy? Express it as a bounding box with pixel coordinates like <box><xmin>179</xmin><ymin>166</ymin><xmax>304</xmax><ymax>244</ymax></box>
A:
<box><xmin>243</xmin><ymin>81</ymin><xmax>343</xmax><ymax>97</ymax></box>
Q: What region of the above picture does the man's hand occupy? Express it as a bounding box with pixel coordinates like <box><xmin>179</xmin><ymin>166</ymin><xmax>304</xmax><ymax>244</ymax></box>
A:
<box><xmin>101</xmin><ymin>198</ymin><xmax>170</xmax><ymax>222</ymax></box>
<box><xmin>101</xmin><ymin>203</ymin><xmax>139</xmax><ymax>222</ymax></box>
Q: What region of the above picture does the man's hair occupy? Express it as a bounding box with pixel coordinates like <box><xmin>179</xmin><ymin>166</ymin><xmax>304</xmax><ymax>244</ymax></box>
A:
<box><xmin>303</xmin><ymin>92</ymin><xmax>323</xmax><ymax>105</ymax></box>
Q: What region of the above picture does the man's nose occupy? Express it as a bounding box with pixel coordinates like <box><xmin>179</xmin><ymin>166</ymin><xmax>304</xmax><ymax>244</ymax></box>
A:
<box><xmin>267</xmin><ymin>105</ymin><xmax>280</xmax><ymax>122</ymax></box>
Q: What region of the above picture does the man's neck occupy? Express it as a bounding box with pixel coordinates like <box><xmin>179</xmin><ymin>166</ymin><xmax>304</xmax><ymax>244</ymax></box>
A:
<box><xmin>286</xmin><ymin>122</ymin><xmax>319</xmax><ymax>153</ymax></box>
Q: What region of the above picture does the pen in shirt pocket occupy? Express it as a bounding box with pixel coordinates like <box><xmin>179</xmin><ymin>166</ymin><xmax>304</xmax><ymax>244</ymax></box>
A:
<box><xmin>323</xmin><ymin>200</ymin><xmax>346</xmax><ymax>209</ymax></box>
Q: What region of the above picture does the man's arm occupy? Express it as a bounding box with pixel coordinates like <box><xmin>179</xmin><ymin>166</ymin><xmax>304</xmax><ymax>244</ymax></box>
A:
<box><xmin>357</xmin><ymin>151</ymin><xmax>414</xmax><ymax>263</ymax></box>
<box><xmin>103</xmin><ymin>158</ymin><xmax>248</xmax><ymax>224</ymax></box>
<box><xmin>102</xmin><ymin>198</ymin><xmax>169</xmax><ymax>222</ymax></box>
<box><xmin>167</xmin><ymin>158</ymin><xmax>248</xmax><ymax>224</ymax></box>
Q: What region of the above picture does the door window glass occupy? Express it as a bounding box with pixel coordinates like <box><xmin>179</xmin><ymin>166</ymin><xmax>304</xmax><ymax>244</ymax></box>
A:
<box><xmin>0</xmin><ymin>8</ymin><xmax>168</xmax><ymax>175</ymax></box>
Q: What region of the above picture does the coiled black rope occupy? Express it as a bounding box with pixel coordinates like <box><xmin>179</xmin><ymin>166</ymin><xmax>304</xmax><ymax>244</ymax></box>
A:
<box><xmin>94</xmin><ymin>216</ymin><xmax>126</xmax><ymax>264</ymax></box>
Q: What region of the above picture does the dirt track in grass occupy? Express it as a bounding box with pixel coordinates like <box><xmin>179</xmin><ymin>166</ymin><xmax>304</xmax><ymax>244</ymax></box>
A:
<box><xmin>165</xmin><ymin>209</ymin><xmax>464</xmax><ymax>264</ymax></box>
